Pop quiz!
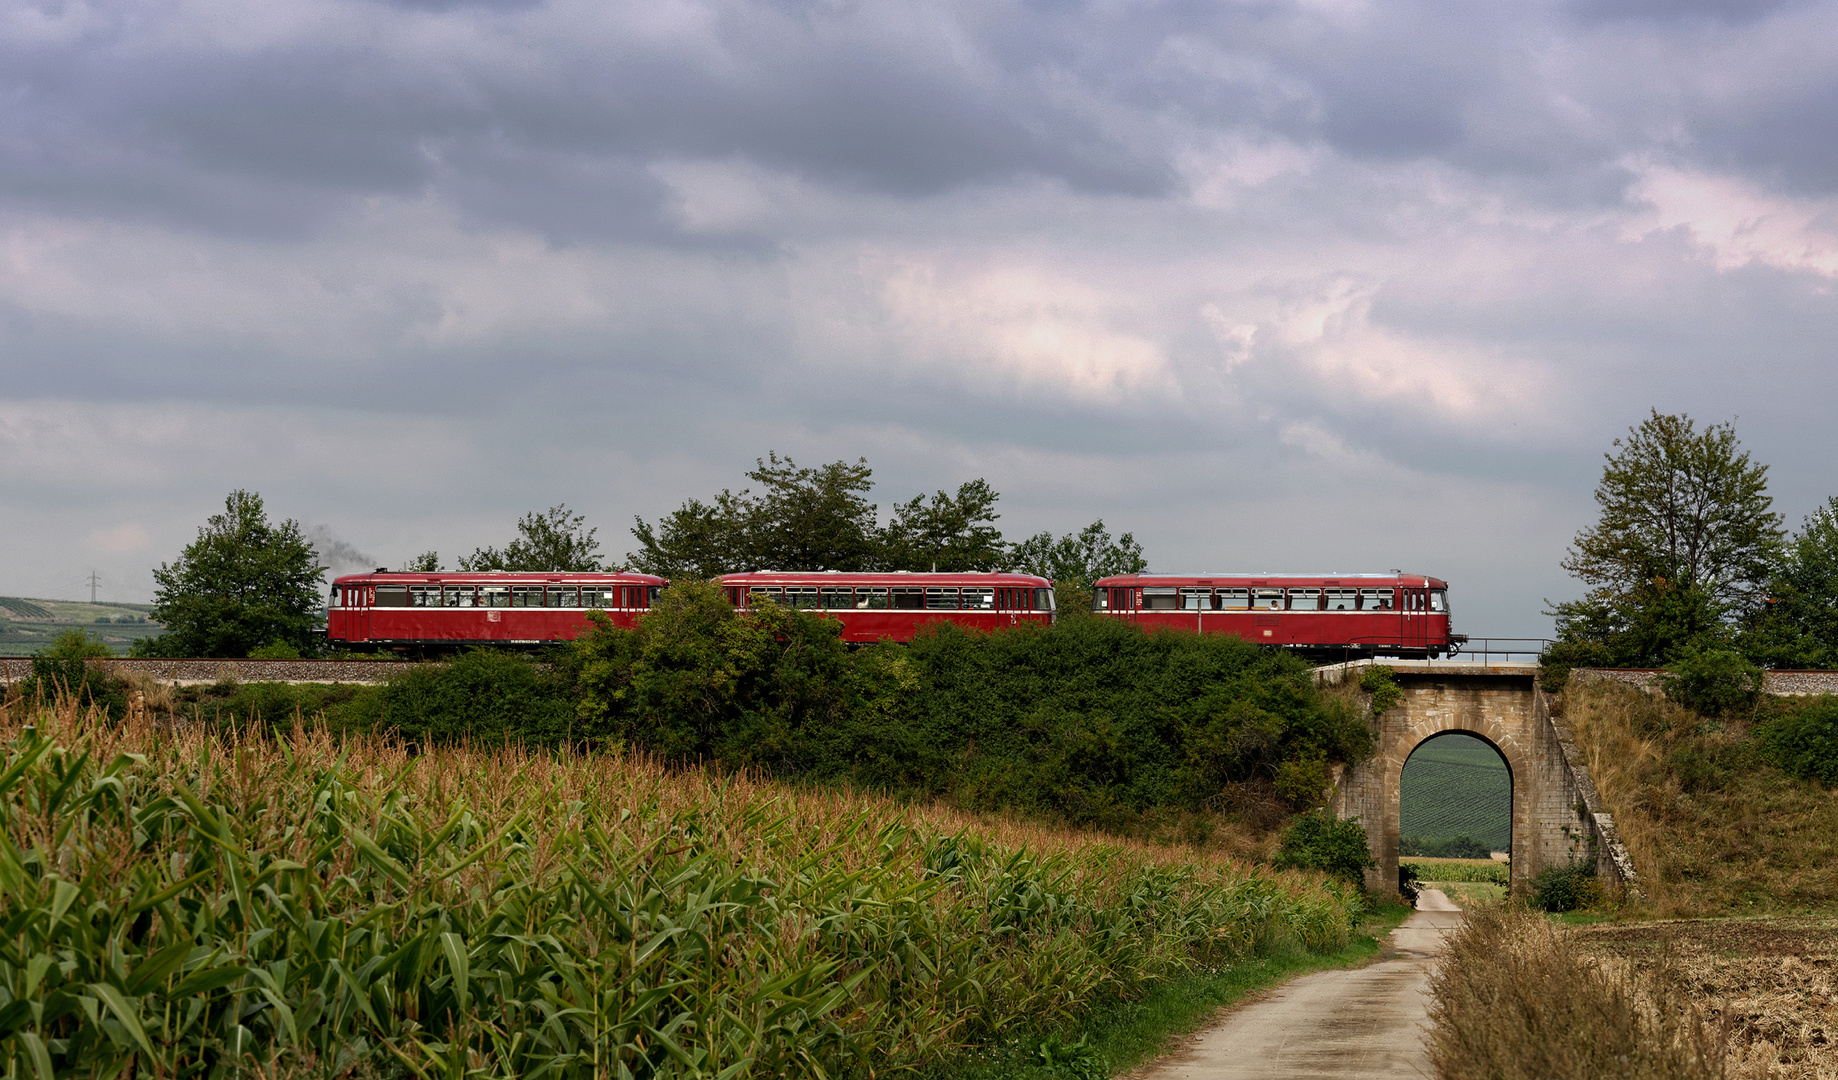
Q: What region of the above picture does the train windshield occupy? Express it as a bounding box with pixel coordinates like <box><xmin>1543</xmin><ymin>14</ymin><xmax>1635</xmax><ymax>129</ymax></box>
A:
<box><xmin>1033</xmin><ymin>588</ymin><xmax>1054</xmax><ymax>611</ymax></box>
<box><xmin>328</xmin><ymin>586</ymin><xmax>340</xmax><ymax>609</ymax></box>
<box><xmin>1430</xmin><ymin>589</ymin><xmax>1448</xmax><ymax>613</ymax></box>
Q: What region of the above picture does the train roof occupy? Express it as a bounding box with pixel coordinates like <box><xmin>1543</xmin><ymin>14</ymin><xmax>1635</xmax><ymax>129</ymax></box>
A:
<box><xmin>1093</xmin><ymin>572</ymin><xmax>1449</xmax><ymax>589</ymax></box>
<box><xmin>333</xmin><ymin>570</ymin><xmax>667</xmax><ymax>584</ymax></box>
<box><xmin>719</xmin><ymin>570</ymin><xmax>1051</xmax><ymax>586</ymax></box>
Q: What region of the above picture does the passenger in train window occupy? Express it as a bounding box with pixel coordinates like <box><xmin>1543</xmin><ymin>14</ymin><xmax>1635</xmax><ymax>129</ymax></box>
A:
<box><xmin>1359</xmin><ymin>589</ymin><xmax>1392</xmax><ymax>610</ymax></box>
<box><xmin>1253</xmin><ymin>588</ymin><xmax>1284</xmax><ymax>610</ymax></box>
<box><xmin>1217</xmin><ymin>588</ymin><xmax>1250</xmax><ymax>610</ymax></box>
<box><xmin>962</xmin><ymin>588</ymin><xmax>994</xmax><ymax>610</ymax></box>
<box><xmin>856</xmin><ymin>587</ymin><xmax>891</xmax><ymax>609</ymax></box>
<box><xmin>1288</xmin><ymin>588</ymin><xmax>1322</xmax><ymax>611</ymax></box>
<box><xmin>891</xmin><ymin>587</ymin><xmax>924</xmax><ymax>610</ymax></box>
<box><xmin>546</xmin><ymin>586</ymin><xmax>578</xmax><ymax>608</ymax></box>
<box><xmin>481</xmin><ymin>586</ymin><xmax>511</xmax><ymax>608</ymax></box>
<box><xmin>410</xmin><ymin>585</ymin><xmax>440</xmax><ymax>607</ymax></box>
<box><xmin>820</xmin><ymin>587</ymin><xmax>854</xmax><ymax>609</ymax></box>
<box><xmin>512</xmin><ymin>585</ymin><xmax>543</xmax><ymax>607</ymax></box>
<box><xmin>444</xmin><ymin>586</ymin><xmax>475</xmax><ymax>608</ymax></box>
<box><xmin>1324</xmin><ymin>589</ymin><xmax>1358</xmax><ymax>611</ymax></box>
<box><xmin>925</xmin><ymin>588</ymin><xmax>961</xmax><ymax>610</ymax></box>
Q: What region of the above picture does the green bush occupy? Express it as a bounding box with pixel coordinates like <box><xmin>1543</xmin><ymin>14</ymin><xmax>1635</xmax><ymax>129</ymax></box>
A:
<box><xmin>13</xmin><ymin>630</ymin><xmax>125</xmax><ymax>718</ymax></box>
<box><xmin>376</xmin><ymin>649</ymin><xmax>572</xmax><ymax>746</ymax></box>
<box><xmin>1273</xmin><ymin>811</ymin><xmax>1376</xmax><ymax>886</ymax></box>
<box><xmin>1758</xmin><ymin>695</ymin><xmax>1838</xmax><ymax>786</ymax></box>
<box><xmin>247</xmin><ymin>639</ymin><xmax>302</xmax><ymax>659</ymax></box>
<box><xmin>1400</xmin><ymin>834</ymin><xmax>1492</xmax><ymax>859</ymax></box>
<box><xmin>1657</xmin><ymin>646</ymin><xmax>1763</xmax><ymax>717</ymax></box>
<box><xmin>1529</xmin><ymin>861</ymin><xmax>1602</xmax><ymax>912</ymax></box>
<box><xmin>176</xmin><ymin>681</ymin><xmax>378</xmax><ymax>732</ymax></box>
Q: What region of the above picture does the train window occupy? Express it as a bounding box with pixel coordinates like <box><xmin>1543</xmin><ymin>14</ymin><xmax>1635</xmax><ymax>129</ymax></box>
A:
<box><xmin>1142</xmin><ymin>587</ymin><xmax>1178</xmax><ymax>610</ymax></box>
<box><xmin>1430</xmin><ymin>590</ymin><xmax>1448</xmax><ymax>613</ymax></box>
<box><xmin>512</xmin><ymin>585</ymin><xmax>543</xmax><ymax>607</ymax></box>
<box><xmin>783</xmin><ymin>587</ymin><xmax>819</xmax><ymax>609</ymax></box>
<box><xmin>1324</xmin><ymin>589</ymin><xmax>1358</xmax><ymax>611</ymax></box>
<box><xmin>1288</xmin><ymin>588</ymin><xmax>1322</xmax><ymax>611</ymax></box>
<box><xmin>647</xmin><ymin>586</ymin><xmax>660</xmax><ymax>606</ymax></box>
<box><xmin>444</xmin><ymin>585</ymin><xmax>476</xmax><ymax>608</ymax></box>
<box><xmin>962</xmin><ymin>588</ymin><xmax>994</xmax><ymax>610</ymax></box>
<box><xmin>856</xmin><ymin>587</ymin><xmax>890</xmax><ymax>609</ymax></box>
<box><xmin>546</xmin><ymin>585</ymin><xmax>578</xmax><ymax>608</ymax></box>
<box><xmin>375</xmin><ymin>585</ymin><xmax>409</xmax><ymax>607</ymax></box>
<box><xmin>481</xmin><ymin>586</ymin><xmax>511</xmax><ymax>608</ymax></box>
<box><xmin>1216</xmin><ymin>588</ymin><xmax>1249</xmax><ymax>610</ymax></box>
<box><xmin>1092</xmin><ymin>589</ymin><xmax>1109</xmax><ymax>610</ymax></box>
<box><xmin>891</xmin><ymin>587</ymin><xmax>924</xmax><ymax>610</ymax></box>
<box><xmin>582</xmin><ymin>587</ymin><xmax>617</xmax><ymax>609</ymax></box>
<box><xmin>1180</xmin><ymin>588</ymin><xmax>1211</xmax><ymax>610</ymax></box>
<box><xmin>749</xmin><ymin>586</ymin><xmax>783</xmax><ymax>605</ymax></box>
<box><xmin>328</xmin><ymin>587</ymin><xmax>341</xmax><ymax>609</ymax></box>
<box><xmin>925</xmin><ymin>588</ymin><xmax>960</xmax><ymax>610</ymax></box>
<box><xmin>1253</xmin><ymin>588</ymin><xmax>1284</xmax><ymax>611</ymax></box>
<box><xmin>1033</xmin><ymin>588</ymin><xmax>1054</xmax><ymax>611</ymax></box>
<box><xmin>1360</xmin><ymin>589</ymin><xmax>1393</xmax><ymax>610</ymax></box>
<box><xmin>821</xmin><ymin>587</ymin><xmax>854</xmax><ymax>609</ymax></box>
<box><xmin>410</xmin><ymin>585</ymin><xmax>440</xmax><ymax>607</ymax></box>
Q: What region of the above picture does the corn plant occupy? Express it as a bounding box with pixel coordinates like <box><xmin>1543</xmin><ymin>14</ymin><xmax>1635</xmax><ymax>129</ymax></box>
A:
<box><xmin>0</xmin><ymin>696</ymin><xmax>1353</xmax><ymax>1079</ymax></box>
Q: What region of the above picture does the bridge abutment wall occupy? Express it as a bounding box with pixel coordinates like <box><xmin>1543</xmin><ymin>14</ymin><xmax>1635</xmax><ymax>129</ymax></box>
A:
<box><xmin>1318</xmin><ymin>660</ymin><xmax>1639</xmax><ymax>898</ymax></box>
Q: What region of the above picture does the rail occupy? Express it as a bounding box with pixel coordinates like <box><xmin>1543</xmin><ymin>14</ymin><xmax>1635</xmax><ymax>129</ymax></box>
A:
<box><xmin>1451</xmin><ymin>637</ymin><xmax>1551</xmax><ymax>663</ymax></box>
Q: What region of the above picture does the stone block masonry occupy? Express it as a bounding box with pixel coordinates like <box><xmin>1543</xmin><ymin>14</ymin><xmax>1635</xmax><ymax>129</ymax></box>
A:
<box><xmin>1318</xmin><ymin>660</ymin><xmax>1639</xmax><ymax>899</ymax></box>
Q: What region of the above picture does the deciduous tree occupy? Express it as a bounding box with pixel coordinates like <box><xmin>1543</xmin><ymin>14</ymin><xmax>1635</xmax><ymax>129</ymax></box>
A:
<box><xmin>141</xmin><ymin>490</ymin><xmax>325</xmax><ymax>657</ymax></box>
<box><xmin>1009</xmin><ymin>520</ymin><xmax>1147</xmax><ymax>613</ymax></box>
<box><xmin>1548</xmin><ymin>411</ymin><xmax>1782</xmax><ymax>667</ymax></box>
<box><xmin>878</xmin><ymin>479</ymin><xmax>1007</xmax><ymax>571</ymax></box>
<box><xmin>460</xmin><ymin>505</ymin><xmax>606</xmax><ymax>572</ymax></box>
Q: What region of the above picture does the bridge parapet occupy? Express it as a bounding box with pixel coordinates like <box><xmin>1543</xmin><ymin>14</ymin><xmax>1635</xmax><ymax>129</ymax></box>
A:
<box><xmin>1316</xmin><ymin>659</ymin><xmax>1639</xmax><ymax>899</ymax></box>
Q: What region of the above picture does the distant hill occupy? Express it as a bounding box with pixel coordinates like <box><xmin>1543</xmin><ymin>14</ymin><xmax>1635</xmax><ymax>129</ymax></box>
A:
<box><xmin>1400</xmin><ymin>732</ymin><xmax>1511</xmax><ymax>851</ymax></box>
<box><xmin>0</xmin><ymin>597</ymin><xmax>162</xmax><ymax>657</ymax></box>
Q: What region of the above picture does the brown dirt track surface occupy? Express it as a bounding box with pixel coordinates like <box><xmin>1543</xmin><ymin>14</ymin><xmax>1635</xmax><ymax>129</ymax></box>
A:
<box><xmin>1574</xmin><ymin>917</ymin><xmax>1838</xmax><ymax>1079</ymax></box>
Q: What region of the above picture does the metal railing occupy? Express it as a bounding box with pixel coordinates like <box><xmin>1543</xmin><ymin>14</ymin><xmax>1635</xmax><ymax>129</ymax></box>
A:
<box><xmin>1451</xmin><ymin>637</ymin><xmax>1552</xmax><ymax>663</ymax></box>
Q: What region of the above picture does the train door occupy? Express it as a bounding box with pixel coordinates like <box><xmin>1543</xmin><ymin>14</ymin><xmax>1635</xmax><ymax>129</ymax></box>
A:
<box><xmin>1400</xmin><ymin>587</ymin><xmax>1429</xmax><ymax>651</ymax></box>
<box><xmin>352</xmin><ymin>585</ymin><xmax>371</xmax><ymax>643</ymax></box>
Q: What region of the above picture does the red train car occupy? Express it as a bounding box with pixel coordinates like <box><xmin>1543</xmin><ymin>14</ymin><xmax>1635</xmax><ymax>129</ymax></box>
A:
<box><xmin>718</xmin><ymin>571</ymin><xmax>1055</xmax><ymax>643</ymax></box>
<box><xmin>326</xmin><ymin>571</ymin><xmax>666</xmax><ymax>651</ymax></box>
<box><xmin>1090</xmin><ymin>572</ymin><xmax>1462</xmax><ymax>659</ymax></box>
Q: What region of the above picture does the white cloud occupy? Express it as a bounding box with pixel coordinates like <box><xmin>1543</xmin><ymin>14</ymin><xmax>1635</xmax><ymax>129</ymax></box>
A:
<box><xmin>1625</xmin><ymin>163</ymin><xmax>1838</xmax><ymax>277</ymax></box>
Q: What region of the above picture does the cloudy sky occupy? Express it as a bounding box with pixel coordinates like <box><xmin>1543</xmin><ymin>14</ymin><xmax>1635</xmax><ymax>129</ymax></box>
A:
<box><xmin>3</xmin><ymin>0</ymin><xmax>1836</xmax><ymax>634</ymax></box>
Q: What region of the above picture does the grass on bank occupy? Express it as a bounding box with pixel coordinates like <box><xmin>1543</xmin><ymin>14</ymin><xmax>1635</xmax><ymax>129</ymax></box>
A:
<box><xmin>0</xmin><ymin>691</ymin><xmax>1364</xmax><ymax>1080</ymax></box>
<box><xmin>1561</xmin><ymin>678</ymin><xmax>1838</xmax><ymax>915</ymax></box>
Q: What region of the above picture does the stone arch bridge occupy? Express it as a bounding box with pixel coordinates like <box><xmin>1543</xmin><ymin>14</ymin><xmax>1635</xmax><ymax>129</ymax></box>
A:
<box><xmin>1316</xmin><ymin>660</ymin><xmax>1639</xmax><ymax>896</ymax></box>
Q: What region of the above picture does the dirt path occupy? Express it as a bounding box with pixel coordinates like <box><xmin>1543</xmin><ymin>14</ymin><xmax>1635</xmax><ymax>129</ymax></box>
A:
<box><xmin>1131</xmin><ymin>889</ymin><xmax>1464</xmax><ymax>1080</ymax></box>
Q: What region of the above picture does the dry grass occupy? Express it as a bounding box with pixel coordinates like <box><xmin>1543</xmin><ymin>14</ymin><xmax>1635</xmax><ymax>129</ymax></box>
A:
<box><xmin>1574</xmin><ymin>918</ymin><xmax>1838</xmax><ymax>1080</ymax></box>
<box><xmin>1561</xmin><ymin>679</ymin><xmax>1838</xmax><ymax>915</ymax></box>
<box><xmin>1428</xmin><ymin>904</ymin><xmax>1725</xmax><ymax>1080</ymax></box>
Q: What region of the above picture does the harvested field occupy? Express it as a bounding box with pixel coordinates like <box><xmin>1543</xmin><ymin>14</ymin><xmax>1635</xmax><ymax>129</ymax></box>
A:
<box><xmin>1575</xmin><ymin>917</ymin><xmax>1838</xmax><ymax>1080</ymax></box>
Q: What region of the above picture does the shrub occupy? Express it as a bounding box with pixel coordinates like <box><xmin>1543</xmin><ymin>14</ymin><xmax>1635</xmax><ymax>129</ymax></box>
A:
<box><xmin>1400</xmin><ymin>834</ymin><xmax>1492</xmax><ymax>859</ymax></box>
<box><xmin>1529</xmin><ymin>861</ymin><xmax>1602</xmax><ymax>912</ymax></box>
<box><xmin>1758</xmin><ymin>695</ymin><xmax>1838</xmax><ymax>786</ymax></box>
<box><xmin>377</xmin><ymin>649</ymin><xmax>572</xmax><ymax>746</ymax></box>
<box><xmin>1657</xmin><ymin>646</ymin><xmax>1762</xmax><ymax>717</ymax></box>
<box><xmin>247</xmin><ymin>639</ymin><xmax>302</xmax><ymax>659</ymax></box>
<box><xmin>1273</xmin><ymin>811</ymin><xmax>1376</xmax><ymax>886</ymax></box>
<box><xmin>1360</xmin><ymin>664</ymin><xmax>1403</xmax><ymax>715</ymax></box>
<box><xmin>12</xmin><ymin>630</ymin><xmax>125</xmax><ymax>718</ymax></box>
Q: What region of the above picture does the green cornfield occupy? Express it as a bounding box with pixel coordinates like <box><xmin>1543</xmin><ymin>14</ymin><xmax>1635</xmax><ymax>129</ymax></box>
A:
<box><xmin>0</xmin><ymin>696</ymin><xmax>1356</xmax><ymax>1079</ymax></box>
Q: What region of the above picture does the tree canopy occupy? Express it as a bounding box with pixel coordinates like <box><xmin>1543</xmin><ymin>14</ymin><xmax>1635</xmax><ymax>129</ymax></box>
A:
<box><xmin>878</xmin><ymin>480</ymin><xmax>1007</xmax><ymax>572</ymax></box>
<box><xmin>140</xmin><ymin>490</ymin><xmax>325</xmax><ymax>658</ymax></box>
<box><xmin>1741</xmin><ymin>498</ymin><xmax>1838</xmax><ymax>668</ymax></box>
<box><xmin>1548</xmin><ymin>411</ymin><xmax>1783</xmax><ymax>668</ymax></box>
<box><xmin>460</xmin><ymin>505</ymin><xmax>606</xmax><ymax>572</ymax></box>
<box><xmin>1010</xmin><ymin>520</ymin><xmax>1148</xmax><ymax>612</ymax></box>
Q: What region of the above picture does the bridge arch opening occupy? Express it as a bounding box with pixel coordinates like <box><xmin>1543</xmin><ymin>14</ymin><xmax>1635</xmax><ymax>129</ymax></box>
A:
<box><xmin>1398</xmin><ymin>731</ymin><xmax>1513</xmax><ymax>870</ymax></box>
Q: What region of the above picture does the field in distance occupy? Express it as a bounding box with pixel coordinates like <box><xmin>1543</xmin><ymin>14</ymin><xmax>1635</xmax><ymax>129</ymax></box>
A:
<box><xmin>0</xmin><ymin>596</ymin><xmax>160</xmax><ymax>656</ymax></box>
<box><xmin>1400</xmin><ymin>732</ymin><xmax>1510</xmax><ymax>851</ymax></box>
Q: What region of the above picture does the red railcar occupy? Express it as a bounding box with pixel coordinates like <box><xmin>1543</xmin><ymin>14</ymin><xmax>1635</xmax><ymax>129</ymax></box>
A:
<box><xmin>1090</xmin><ymin>572</ymin><xmax>1462</xmax><ymax>659</ymax></box>
<box><xmin>326</xmin><ymin>571</ymin><xmax>666</xmax><ymax>650</ymax></box>
<box><xmin>717</xmin><ymin>571</ymin><xmax>1055</xmax><ymax>643</ymax></box>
